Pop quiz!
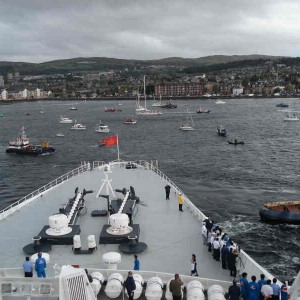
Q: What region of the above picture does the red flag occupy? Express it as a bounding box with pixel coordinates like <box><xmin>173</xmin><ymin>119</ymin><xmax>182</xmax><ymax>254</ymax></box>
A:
<box><xmin>105</xmin><ymin>135</ymin><xmax>118</xmax><ymax>147</ymax></box>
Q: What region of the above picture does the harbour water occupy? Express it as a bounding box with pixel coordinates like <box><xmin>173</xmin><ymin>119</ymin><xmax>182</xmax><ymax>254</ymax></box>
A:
<box><xmin>0</xmin><ymin>98</ymin><xmax>299</xmax><ymax>282</ymax></box>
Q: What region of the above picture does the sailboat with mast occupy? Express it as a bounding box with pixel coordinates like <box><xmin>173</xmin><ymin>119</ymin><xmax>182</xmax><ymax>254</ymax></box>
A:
<box><xmin>135</xmin><ymin>92</ymin><xmax>145</xmax><ymax>112</ymax></box>
<box><xmin>136</xmin><ymin>75</ymin><xmax>162</xmax><ymax>116</ymax></box>
<box><xmin>151</xmin><ymin>86</ymin><xmax>163</xmax><ymax>107</ymax></box>
<box><xmin>179</xmin><ymin>107</ymin><xmax>195</xmax><ymax>131</ymax></box>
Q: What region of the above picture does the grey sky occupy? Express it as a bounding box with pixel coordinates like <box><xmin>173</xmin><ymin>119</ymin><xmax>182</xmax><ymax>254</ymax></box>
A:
<box><xmin>1</xmin><ymin>0</ymin><xmax>300</xmax><ymax>63</ymax></box>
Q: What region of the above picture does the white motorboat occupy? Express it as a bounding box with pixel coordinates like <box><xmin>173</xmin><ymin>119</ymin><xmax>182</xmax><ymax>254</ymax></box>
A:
<box><xmin>0</xmin><ymin>159</ymin><xmax>298</xmax><ymax>299</ymax></box>
<box><xmin>284</xmin><ymin>114</ymin><xmax>299</xmax><ymax>121</ymax></box>
<box><xmin>95</xmin><ymin>121</ymin><xmax>110</xmax><ymax>133</ymax></box>
<box><xmin>59</xmin><ymin>116</ymin><xmax>73</xmax><ymax>124</ymax></box>
<box><xmin>71</xmin><ymin>119</ymin><xmax>86</xmax><ymax>130</ymax></box>
<box><xmin>216</xmin><ymin>100</ymin><xmax>226</xmax><ymax>104</ymax></box>
<box><xmin>70</xmin><ymin>105</ymin><xmax>78</xmax><ymax>110</ymax></box>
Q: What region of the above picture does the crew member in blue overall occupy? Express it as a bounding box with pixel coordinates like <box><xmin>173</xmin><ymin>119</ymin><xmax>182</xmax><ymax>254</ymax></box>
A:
<box><xmin>258</xmin><ymin>274</ymin><xmax>267</xmax><ymax>300</ymax></box>
<box><xmin>280</xmin><ymin>282</ymin><xmax>288</xmax><ymax>300</ymax></box>
<box><xmin>248</xmin><ymin>275</ymin><xmax>260</xmax><ymax>300</ymax></box>
<box><xmin>35</xmin><ymin>252</ymin><xmax>46</xmax><ymax>278</ymax></box>
<box><xmin>133</xmin><ymin>255</ymin><xmax>140</xmax><ymax>270</ymax></box>
<box><xmin>240</xmin><ymin>272</ymin><xmax>249</xmax><ymax>300</ymax></box>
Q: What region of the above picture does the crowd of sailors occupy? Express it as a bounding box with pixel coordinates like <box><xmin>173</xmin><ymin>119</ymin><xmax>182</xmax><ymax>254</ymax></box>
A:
<box><xmin>201</xmin><ymin>218</ymin><xmax>288</xmax><ymax>300</ymax></box>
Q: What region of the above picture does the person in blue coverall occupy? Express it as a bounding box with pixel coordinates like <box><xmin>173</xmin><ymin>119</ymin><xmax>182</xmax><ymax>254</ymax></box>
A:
<box><xmin>35</xmin><ymin>252</ymin><xmax>46</xmax><ymax>278</ymax></box>
<box><xmin>248</xmin><ymin>275</ymin><xmax>260</xmax><ymax>300</ymax></box>
<box><xmin>240</xmin><ymin>272</ymin><xmax>249</xmax><ymax>300</ymax></box>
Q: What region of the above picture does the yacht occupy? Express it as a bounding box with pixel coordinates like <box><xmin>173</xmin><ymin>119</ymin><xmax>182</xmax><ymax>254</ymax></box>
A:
<box><xmin>179</xmin><ymin>108</ymin><xmax>194</xmax><ymax>131</ymax></box>
<box><xmin>0</xmin><ymin>159</ymin><xmax>298</xmax><ymax>299</ymax></box>
<box><xmin>59</xmin><ymin>116</ymin><xmax>73</xmax><ymax>124</ymax></box>
<box><xmin>95</xmin><ymin>121</ymin><xmax>110</xmax><ymax>133</ymax></box>
<box><xmin>136</xmin><ymin>75</ymin><xmax>162</xmax><ymax>116</ymax></box>
<box><xmin>71</xmin><ymin>120</ymin><xmax>86</xmax><ymax>130</ymax></box>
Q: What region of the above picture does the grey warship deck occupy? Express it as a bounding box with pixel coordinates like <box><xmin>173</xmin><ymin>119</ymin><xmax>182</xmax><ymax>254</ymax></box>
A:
<box><xmin>0</xmin><ymin>161</ymin><xmax>232</xmax><ymax>282</ymax></box>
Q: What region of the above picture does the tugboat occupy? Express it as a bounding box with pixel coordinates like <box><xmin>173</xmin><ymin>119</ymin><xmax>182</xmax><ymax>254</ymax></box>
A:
<box><xmin>6</xmin><ymin>127</ymin><xmax>55</xmax><ymax>155</ymax></box>
<box><xmin>217</xmin><ymin>125</ymin><xmax>226</xmax><ymax>136</ymax></box>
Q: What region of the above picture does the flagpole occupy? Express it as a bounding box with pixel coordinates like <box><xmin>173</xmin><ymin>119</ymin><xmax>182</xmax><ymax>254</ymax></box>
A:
<box><xmin>117</xmin><ymin>134</ymin><xmax>120</xmax><ymax>161</ymax></box>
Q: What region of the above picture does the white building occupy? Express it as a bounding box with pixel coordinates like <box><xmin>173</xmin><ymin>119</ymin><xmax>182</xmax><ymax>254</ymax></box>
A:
<box><xmin>1</xmin><ymin>89</ymin><xmax>8</xmax><ymax>100</ymax></box>
<box><xmin>22</xmin><ymin>88</ymin><xmax>29</xmax><ymax>99</ymax></box>
<box><xmin>232</xmin><ymin>87</ymin><xmax>244</xmax><ymax>96</ymax></box>
<box><xmin>35</xmin><ymin>88</ymin><xmax>41</xmax><ymax>98</ymax></box>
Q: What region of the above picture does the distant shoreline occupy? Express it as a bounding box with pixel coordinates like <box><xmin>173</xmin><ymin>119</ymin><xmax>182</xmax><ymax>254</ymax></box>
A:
<box><xmin>0</xmin><ymin>94</ymin><xmax>299</xmax><ymax>105</ymax></box>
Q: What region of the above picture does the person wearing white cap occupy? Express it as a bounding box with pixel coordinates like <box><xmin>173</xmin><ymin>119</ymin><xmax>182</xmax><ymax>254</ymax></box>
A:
<box><xmin>178</xmin><ymin>193</ymin><xmax>184</xmax><ymax>211</ymax></box>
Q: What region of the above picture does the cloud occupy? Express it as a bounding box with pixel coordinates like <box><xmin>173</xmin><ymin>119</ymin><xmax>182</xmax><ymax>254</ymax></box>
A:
<box><xmin>0</xmin><ymin>0</ymin><xmax>300</xmax><ymax>62</ymax></box>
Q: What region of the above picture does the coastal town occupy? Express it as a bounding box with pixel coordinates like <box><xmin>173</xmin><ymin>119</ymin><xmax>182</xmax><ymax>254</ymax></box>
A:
<box><xmin>1</xmin><ymin>57</ymin><xmax>300</xmax><ymax>101</ymax></box>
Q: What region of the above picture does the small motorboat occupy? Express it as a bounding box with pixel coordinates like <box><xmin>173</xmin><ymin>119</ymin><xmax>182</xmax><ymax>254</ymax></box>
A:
<box><xmin>228</xmin><ymin>139</ymin><xmax>244</xmax><ymax>145</ymax></box>
<box><xmin>276</xmin><ymin>103</ymin><xmax>289</xmax><ymax>108</ymax></box>
<box><xmin>259</xmin><ymin>200</ymin><xmax>300</xmax><ymax>224</ymax></box>
<box><xmin>161</xmin><ymin>101</ymin><xmax>177</xmax><ymax>109</ymax></box>
<box><xmin>284</xmin><ymin>114</ymin><xmax>299</xmax><ymax>121</ymax></box>
<box><xmin>98</xmin><ymin>139</ymin><xmax>106</xmax><ymax>147</ymax></box>
<box><xmin>122</xmin><ymin>118</ymin><xmax>137</xmax><ymax>125</ymax></box>
<box><xmin>179</xmin><ymin>124</ymin><xmax>194</xmax><ymax>131</ymax></box>
<box><xmin>196</xmin><ymin>107</ymin><xmax>210</xmax><ymax>113</ymax></box>
<box><xmin>215</xmin><ymin>100</ymin><xmax>226</xmax><ymax>104</ymax></box>
<box><xmin>71</xmin><ymin>120</ymin><xmax>86</xmax><ymax>130</ymax></box>
<box><xmin>59</xmin><ymin>116</ymin><xmax>73</xmax><ymax>124</ymax></box>
<box><xmin>56</xmin><ymin>132</ymin><xmax>64</xmax><ymax>137</ymax></box>
<box><xmin>70</xmin><ymin>105</ymin><xmax>78</xmax><ymax>110</ymax></box>
<box><xmin>217</xmin><ymin>125</ymin><xmax>226</xmax><ymax>136</ymax></box>
<box><xmin>105</xmin><ymin>107</ymin><xmax>115</xmax><ymax>112</ymax></box>
<box><xmin>95</xmin><ymin>121</ymin><xmax>110</xmax><ymax>133</ymax></box>
<box><xmin>25</xmin><ymin>112</ymin><xmax>31</xmax><ymax>116</ymax></box>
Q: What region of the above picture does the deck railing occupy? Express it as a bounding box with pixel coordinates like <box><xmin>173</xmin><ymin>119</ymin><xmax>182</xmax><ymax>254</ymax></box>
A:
<box><xmin>0</xmin><ymin>162</ymin><xmax>95</xmax><ymax>219</ymax></box>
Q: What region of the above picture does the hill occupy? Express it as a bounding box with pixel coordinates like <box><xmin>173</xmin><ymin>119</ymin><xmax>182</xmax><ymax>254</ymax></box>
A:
<box><xmin>0</xmin><ymin>54</ymin><xmax>291</xmax><ymax>75</ymax></box>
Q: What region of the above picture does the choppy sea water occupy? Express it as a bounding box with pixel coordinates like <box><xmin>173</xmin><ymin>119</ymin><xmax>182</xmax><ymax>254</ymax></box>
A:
<box><xmin>0</xmin><ymin>98</ymin><xmax>299</xmax><ymax>282</ymax></box>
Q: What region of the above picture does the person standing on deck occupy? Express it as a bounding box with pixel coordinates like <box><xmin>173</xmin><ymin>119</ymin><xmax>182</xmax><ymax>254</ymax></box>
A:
<box><xmin>240</xmin><ymin>272</ymin><xmax>249</xmax><ymax>300</ymax></box>
<box><xmin>280</xmin><ymin>282</ymin><xmax>288</xmax><ymax>300</ymax></box>
<box><xmin>124</xmin><ymin>271</ymin><xmax>136</xmax><ymax>300</ymax></box>
<box><xmin>190</xmin><ymin>254</ymin><xmax>198</xmax><ymax>276</ymax></box>
<box><xmin>23</xmin><ymin>256</ymin><xmax>33</xmax><ymax>277</ymax></box>
<box><xmin>228</xmin><ymin>279</ymin><xmax>241</xmax><ymax>300</ymax></box>
<box><xmin>169</xmin><ymin>273</ymin><xmax>184</xmax><ymax>300</ymax></box>
<box><xmin>258</xmin><ymin>274</ymin><xmax>267</xmax><ymax>300</ymax></box>
<box><xmin>270</xmin><ymin>278</ymin><xmax>280</xmax><ymax>300</ymax></box>
<box><xmin>248</xmin><ymin>275</ymin><xmax>260</xmax><ymax>300</ymax></box>
<box><xmin>261</xmin><ymin>280</ymin><xmax>273</xmax><ymax>300</ymax></box>
<box><xmin>178</xmin><ymin>193</ymin><xmax>184</xmax><ymax>211</ymax></box>
<box><xmin>133</xmin><ymin>255</ymin><xmax>140</xmax><ymax>270</ymax></box>
<box><xmin>165</xmin><ymin>184</ymin><xmax>171</xmax><ymax>200</ymax></box>
<box><xmin>201</xmin><ymin>222</ymin><xmax>207</xmax><ymax>245</ymax></box>
<box><xmin>221</xmin><ymin>244</ymin><xmax>228</xmax><ymax>269</ymax></box>
<box><xmin>35</xmin><ymin>252</ymin><xmax>46</xmax><ymax>278</ymax></box>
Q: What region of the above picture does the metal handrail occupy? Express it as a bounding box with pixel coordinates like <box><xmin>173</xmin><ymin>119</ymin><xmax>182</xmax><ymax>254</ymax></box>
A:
<box><xmin>0</xmin><ymin>163</ymin><xmax>92</xmax><ymax>217</ymax></box>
